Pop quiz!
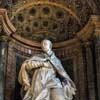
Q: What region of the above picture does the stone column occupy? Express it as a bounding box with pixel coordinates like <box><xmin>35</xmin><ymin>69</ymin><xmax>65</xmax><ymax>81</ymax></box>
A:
<box><xmin>84</xmin><ymin>42</ymin><xmax>96</xmax><ymax>100</ymax></box>
<box><xmin>80</xmin><ymin>44</ymin><xmax>89</xmax><ymax>100</ymax></box>
<box><xmin>94</xmin><ymin>35</ymin><xmax>100</xmax><ymax>100</ymax></box>
<box><xmin>0</xmin><ymin>36</ymin><xmax>8</xmax><ymax>100</ymax></box>
<box><xmin>78</xmin><ymin>41</ymin><xmax>96</xmax><ymax>100</ymax></box>
<box><xmin>91</xmin><ymin>15</ymin><xmax>100</xmax><ymax>100</ymax></box>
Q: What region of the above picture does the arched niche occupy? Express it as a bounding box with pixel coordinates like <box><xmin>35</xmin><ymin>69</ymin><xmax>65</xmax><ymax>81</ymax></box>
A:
<box><xmin>0</xmin><ymin>7</ymin><xmax>99</xmax><ymax>100</ymax></box>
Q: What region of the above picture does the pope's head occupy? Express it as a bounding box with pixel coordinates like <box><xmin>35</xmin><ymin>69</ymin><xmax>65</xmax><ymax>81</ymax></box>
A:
<box><xmin>41</xmin><ymin>39</ymin><xmax>52</xmax><ymax>53</ymax></box>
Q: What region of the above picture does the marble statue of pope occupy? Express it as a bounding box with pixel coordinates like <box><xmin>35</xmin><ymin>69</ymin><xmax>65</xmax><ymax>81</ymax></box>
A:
<box><xmin>18</xmin><ymin>39</ymin><xmax>76</xmax><ymax>100</ymax></box>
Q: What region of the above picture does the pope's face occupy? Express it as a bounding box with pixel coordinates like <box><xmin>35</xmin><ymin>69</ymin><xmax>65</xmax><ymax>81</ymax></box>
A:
<box><xmin>41</xmin><ymin>40</ymin><xmax>52</xmax><ymax>53</ymax></box>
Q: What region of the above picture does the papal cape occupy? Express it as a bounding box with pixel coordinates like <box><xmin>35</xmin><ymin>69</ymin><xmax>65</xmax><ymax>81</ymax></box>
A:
<box><xmin>18</xmin><ymin>53</ymin><xmax>76</xmax><ymax>100</ymax></box>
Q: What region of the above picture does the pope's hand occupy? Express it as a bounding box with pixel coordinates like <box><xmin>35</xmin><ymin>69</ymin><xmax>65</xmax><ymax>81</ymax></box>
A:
<box><xmin>63</xmin><ymin>79</ymin><xmax>76</xmax><ymax>90</ymax></box>
<box><xmin>69</xmin><ymin>80</ymin><xmax>76</xmax><ymax>90</ymax></box>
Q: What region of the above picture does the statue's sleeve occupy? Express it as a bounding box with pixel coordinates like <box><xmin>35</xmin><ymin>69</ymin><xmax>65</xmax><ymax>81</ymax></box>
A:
<box><xmin>18</xmin><ymin>62</ymin><xmax>30</xmax><ymax>88</ymax></box>
<box><xmin>18</xmin><ymin>60</ymin><xmax>45</xmax><ymax>91</ymax></box>
<box><xmin>25</xmin><ymin>60</ymin><xmax>45</xmax><ymax>70</ymax></box>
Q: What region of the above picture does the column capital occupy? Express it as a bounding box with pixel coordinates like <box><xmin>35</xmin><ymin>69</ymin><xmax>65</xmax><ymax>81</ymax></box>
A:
<box><xmin>91</xmin><ymin>15</ymin><xmax>100</xmax><ymax>37</ymax></box>
<box><xmin>0</xmin><ymin>35</ymin><xmax>11</xmax><ymax>42</ymax></box>
<box><xmin>80</xmin><ymin>41</ymin><xmax>92</xmax><ymax>49</ymax></box>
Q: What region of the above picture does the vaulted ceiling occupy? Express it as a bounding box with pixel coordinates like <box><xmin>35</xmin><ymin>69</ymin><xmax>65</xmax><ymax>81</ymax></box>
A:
<box><xmin>1</xmin><ymin>0</ymin><xmax>100</xmax><ymax>43</ymax></box>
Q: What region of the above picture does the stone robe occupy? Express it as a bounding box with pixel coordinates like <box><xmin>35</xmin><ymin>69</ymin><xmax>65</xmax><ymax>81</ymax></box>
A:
<box><xmin>18</xmin><ymin>52</ymin><xmax>76</xmax><ymax>100</ymax></box>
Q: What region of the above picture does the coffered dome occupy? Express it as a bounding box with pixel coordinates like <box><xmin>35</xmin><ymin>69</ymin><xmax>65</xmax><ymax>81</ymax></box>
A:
<box><xmin>8</xmin><ymin>0</ymin><xmax>98</xmax><ymax>43</ymax></box>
